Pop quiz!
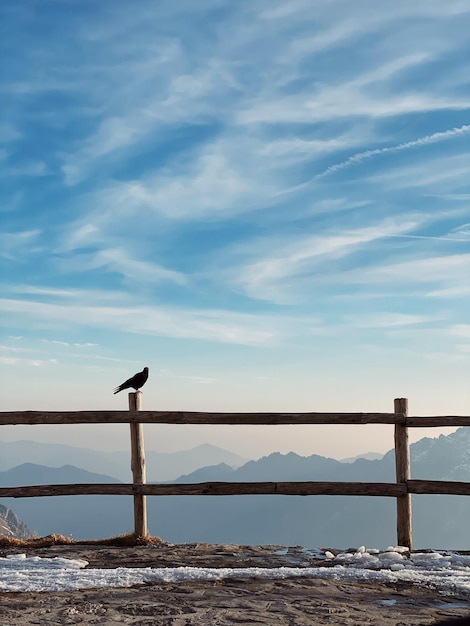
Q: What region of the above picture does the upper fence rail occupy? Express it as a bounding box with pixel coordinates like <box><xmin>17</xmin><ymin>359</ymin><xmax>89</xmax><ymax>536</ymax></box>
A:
<box><xmin>2</xmin><ymin>410</ymin><xmax>470</xmax><ymax>426</ymax></box>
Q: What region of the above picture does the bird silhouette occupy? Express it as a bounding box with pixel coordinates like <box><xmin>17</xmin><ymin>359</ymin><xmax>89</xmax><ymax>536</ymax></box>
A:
<box><xmin>113</xmin><ymin>367</ymin><xmax>149</xmax><ymax>394</ymax></box>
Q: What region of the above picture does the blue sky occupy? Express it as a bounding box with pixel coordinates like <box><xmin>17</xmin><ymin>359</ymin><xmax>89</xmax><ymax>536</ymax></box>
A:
<box><xmin>1</xmin><ymin>0</ymin><xmax>469</xmax><ymax>458</ymax></box>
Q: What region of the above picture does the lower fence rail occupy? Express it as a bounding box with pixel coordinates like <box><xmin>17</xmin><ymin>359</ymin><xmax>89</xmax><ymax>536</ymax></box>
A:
<box><xmin>2</xmin><ymin>479</ymin><xmax>470</xmax><ymax>498</ymax></box>
<box><xmin>0</xmin><ymin>481</ymin><xmax>406</xmax><ymax>498</ymax></box>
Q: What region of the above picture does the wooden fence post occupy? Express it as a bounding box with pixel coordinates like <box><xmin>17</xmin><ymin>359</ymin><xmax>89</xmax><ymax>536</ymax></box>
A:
<box><xmin>394</xmin><ymin>397</ymin><xmax>411</xmax><ymax>549</ymax></box>
<box><xmin>129</xmin><ymin>391</ymin><xmax>148</xmax><ymax>538</ymax></box>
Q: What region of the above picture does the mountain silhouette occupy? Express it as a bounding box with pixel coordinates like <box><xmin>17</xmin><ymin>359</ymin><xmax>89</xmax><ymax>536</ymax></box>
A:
<box><xmin>0</xmin><ymin>441</ymin><xmax>247</xmax><ymax>482</ymax></box>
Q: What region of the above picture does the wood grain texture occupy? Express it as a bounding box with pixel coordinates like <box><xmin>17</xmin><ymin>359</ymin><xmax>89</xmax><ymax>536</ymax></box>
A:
<box><xmin>407</xmin><ymin>480</ymin><xmax>470</xmax><ymax>496</ymax></box>
<box><xmin>3</xmin><ymin>411</ymin><xmax>467</xmax><ymax>427</ymax></box>
<box><xmin>394</xmin><ymin>398</ymin><xmax>412</xmax><ymax>549</ymax></box>
<box><xmin>3</xmin><ymin>480</ymin><xmax>469</xmax><ymax>498</ymax></box>
<box><xmin>0</xmin><ymin>410</ymin><xmax>405</xmax><ymax>425</ymax></box>
<box><xmin>0</xmin><ymin>481</ymin><xmax>406</xmax><ymax>498</ymax></box>
<box><xmin>128</xmin><ymin>391</ymin><xmax>147</xmax><ymax>538</ymax></box>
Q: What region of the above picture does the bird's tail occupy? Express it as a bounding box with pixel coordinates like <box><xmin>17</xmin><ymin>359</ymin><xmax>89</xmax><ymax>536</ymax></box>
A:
<box><xmin>113</xmin><ymin>387</ymin><xmax>121</xmax><ymax>394</ymax></box>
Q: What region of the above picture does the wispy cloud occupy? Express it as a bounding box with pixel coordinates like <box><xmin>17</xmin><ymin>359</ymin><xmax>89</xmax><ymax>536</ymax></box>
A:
<box><xmin>447</xmin><ymin>324</ymin><xmax>470</xmax><ymax>339</ymax></box>
<box><xmin>360</xmin><ymin>153</ymin><xmax>470</xmax><ymax>192</ymax></box>
<box><xmin>40</xmin><ymin>339</ymin><xmax>97</xmax><ymax>348</ymax></box>
<box><xmin>29</xmin><ymin>0</ymin><xmax>466</xmax><ymax>188</ymax></box>
<box><xmin>79</xmin><ymin>134</ymin><xmax>291</xmax><ymax>224</ymax></box>
<box><xmin>348</xmin><ymin>254</ymin><xmax>470</xmax><ymax>299</ymax></box>
<box><xmin>0</xmin><ymin>344</ymin><xmax>32</xmax><ymax>353</ymax></box>
<box><xmin>0</xmin><ymin>230</ymin><xmax>41</xmax><ymax>259</ymax></box>
<box><xmin>343</xmin><ymin>313</ymin><xmax>440</xmax><ymax>329</ymax></box>
<box><xmin>0</xmin><ymin>356</ymin><xmax>57</xmax><ymax>367</ymax></box>
<box><xmin>237</xmin><ymin>57</ymin><xmax>469</xmax><ymax>126</ymax></box>
<box><xmin>0</xmin><ymin>295</ymin><xmax>287</xmax><ymax>346</ymax></box>
<box><xmin>228</xmin><ymin>219</ymin><xmax>421</xmax><ymax>303</ymax></box>
<box><xmin>6</xmin><ymin>285</ymin><xmax>131</xmax><ymax>303</ymax></box>
<box><xmin>427</xmin><ymin>285</ymin><xmax>470</xmax><ymax>298</ymax></box>
<box><xmin>382</xmin><ymin>233</ymin><xmax>470</xmax><ymax>242</ymax></box>
<box><xmin>63</xmin><ymin>247</ymin><xmax>187</xmax><ymax>285</ymax></box>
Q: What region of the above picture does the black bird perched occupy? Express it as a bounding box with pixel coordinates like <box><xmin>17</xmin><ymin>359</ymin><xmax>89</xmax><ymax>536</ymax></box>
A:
<box><xmin>113</xmin><ymin>367</ymin><xmax>149</xmax><ymax>394</ymax></box>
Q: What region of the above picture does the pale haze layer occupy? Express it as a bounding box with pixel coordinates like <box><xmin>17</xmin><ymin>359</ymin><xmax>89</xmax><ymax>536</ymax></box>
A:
<box><xmin>0</xmin><ymin>1</ymin><xmax>469</xmax><ymax>459</ymax></box>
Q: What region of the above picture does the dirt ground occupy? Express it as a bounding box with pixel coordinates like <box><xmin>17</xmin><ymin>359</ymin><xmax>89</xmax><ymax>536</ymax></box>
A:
<box><xmin>1</xmin><ymin>542</ymin><xmax>469</xmax><ymax>625</ymax></box>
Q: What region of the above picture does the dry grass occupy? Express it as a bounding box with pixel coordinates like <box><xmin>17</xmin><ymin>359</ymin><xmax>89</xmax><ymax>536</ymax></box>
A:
<box><xmin>0</xmin><ymin>533</ymin><xmax>162</xmax><ymax>548</ymax></box>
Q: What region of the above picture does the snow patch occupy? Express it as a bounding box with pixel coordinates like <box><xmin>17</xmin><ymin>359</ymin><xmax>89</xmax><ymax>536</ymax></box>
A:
<box><xmin>1</xmin><ymin>547</ymin><xmax>470</xmax><ymax>595</ymax></box>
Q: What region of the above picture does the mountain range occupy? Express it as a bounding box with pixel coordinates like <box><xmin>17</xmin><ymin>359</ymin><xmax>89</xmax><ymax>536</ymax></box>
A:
<box><xmin>1</xmin><ymin>428</ymin><xmax>469</xmax><ymax>548</ymax></box>
<box><xmin>0</xmin><ymin>441</ymin><xmax>248</xmax><ymax>482</ymax></box>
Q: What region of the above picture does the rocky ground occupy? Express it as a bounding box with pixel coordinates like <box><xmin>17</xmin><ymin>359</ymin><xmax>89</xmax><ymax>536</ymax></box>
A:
<box><xmin>1</xmin><ymin>542</ymin><xmax>469</xmax><ymax>625</ymax></box>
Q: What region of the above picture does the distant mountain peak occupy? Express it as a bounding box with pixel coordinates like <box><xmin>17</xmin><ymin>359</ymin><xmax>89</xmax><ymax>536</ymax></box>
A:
<box><xmin>341</xmin><ymin>452</ymin><xmax>384</xmax><ymax>463</ymax></box>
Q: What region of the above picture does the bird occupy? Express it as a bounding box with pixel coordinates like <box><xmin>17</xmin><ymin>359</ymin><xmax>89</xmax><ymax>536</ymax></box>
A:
<box><xmin>113</xmin><ymin>367</ymin><xmax>149</xmax><ymax>394</ymax></box>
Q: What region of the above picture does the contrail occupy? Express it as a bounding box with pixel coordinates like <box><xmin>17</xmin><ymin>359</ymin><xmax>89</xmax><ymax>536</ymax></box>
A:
<box><xmin>383</xmin><ymin>233</ymin><xmax>469</xmax><ymax>242</ymax></box>
<box><xmin>317</xmin><ymin>124</ymin><xmax>470</xmax><ymax>177</ymax></box>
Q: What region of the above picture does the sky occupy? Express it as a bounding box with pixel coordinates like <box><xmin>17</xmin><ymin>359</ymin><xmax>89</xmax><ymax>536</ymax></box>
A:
<box><xmin>2</xmin><ymin>547</ymin><xmax>470</xmax><ymax>595</ymax></box>
<box><xmin>1</xmin><ymin>0</ymin><xmax>469</xmax><ymax>459</ymax></box>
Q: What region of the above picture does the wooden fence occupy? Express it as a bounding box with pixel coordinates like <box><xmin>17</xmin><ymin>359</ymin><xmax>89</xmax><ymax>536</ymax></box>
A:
<box><xmin>1</xmin><ymin>397</ymin><xmax>469</xmax><ymax>549</ymax></box>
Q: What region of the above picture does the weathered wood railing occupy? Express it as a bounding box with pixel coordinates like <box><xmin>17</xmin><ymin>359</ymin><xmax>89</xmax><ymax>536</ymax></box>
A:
<box><xmin>1</xmin><ymin>397</ymin><xmax>469</xmax><ymax>549</ymax></box>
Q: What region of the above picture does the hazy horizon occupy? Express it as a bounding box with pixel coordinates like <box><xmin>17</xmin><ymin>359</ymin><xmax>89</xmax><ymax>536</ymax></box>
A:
<box><xmin>0</xmin><ymin>423</ymin><xmax>461</xmax><ymax>460</ymax></box>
